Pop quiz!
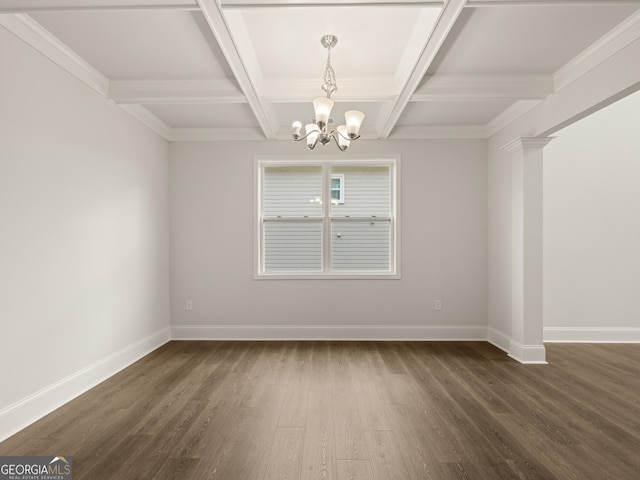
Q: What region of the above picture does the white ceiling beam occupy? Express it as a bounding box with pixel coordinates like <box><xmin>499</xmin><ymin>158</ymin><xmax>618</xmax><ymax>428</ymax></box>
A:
<box><xmin>378</xmin><ymin>0</ymin><xmax>468</xmax><ymax>138</ymax></box>
<box><xmin>197</xmin><ymin>0</ymin><xmax>277</xmax><ymax>139</ymax></box>
<box><xmin>0</xmin><ymin>0</ymin><xmax>198</xmax><ymax>13</ymax></box>
<box><xmin>108</xmin><ymin>79</ymin><xmax>246</xmax><ymax>104</ymax></box>
<box><xmin>412</xmin><ymin>74</ymin><xmax>554</xmax><ymax>101</ymax></box>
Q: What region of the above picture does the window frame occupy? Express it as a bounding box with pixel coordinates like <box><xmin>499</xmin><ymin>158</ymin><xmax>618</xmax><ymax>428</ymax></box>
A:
<box><xmin>330</xmin><ymin>173</ymin><xmax>345</xmax><ymax>205</ymax></box>
<box><xmin>254</xmin><ymin>155</ymin><xmax>401</xmax><ymax>280</ymax></box>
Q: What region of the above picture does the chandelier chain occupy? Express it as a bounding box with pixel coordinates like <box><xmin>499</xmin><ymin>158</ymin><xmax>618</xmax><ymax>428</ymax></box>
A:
<box><xmin>322</xmin><ymin>45</ymin><xmax>337</xmax><ymax>98</ymax></box>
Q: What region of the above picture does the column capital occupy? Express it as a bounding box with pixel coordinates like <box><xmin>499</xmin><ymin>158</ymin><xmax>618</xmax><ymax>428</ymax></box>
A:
<box><xmin>501</xmin><ymin>136</ymin><xmax>555</xmax><ymax>154</ymax></box>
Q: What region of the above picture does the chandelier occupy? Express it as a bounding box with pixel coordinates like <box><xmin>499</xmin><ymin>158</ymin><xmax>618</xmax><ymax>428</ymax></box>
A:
<box><xmin>292</xmin><ymin>35</ymin><xmax>365</xmax><ymax>151</ymax></box>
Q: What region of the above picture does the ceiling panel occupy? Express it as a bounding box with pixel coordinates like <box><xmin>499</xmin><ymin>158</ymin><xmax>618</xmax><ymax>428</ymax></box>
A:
<box><xmin>398</xmin><ymin>100</ymin><xmax>515</xmax><ymax>127</ymax></box>
<box><xmin>428</xmin><ymin>5</ymin><xmax>639</xmax><ymax>75</ymax></box>
<box><xmin>30</xmin><ymin>10</ymin><xmax>232</xmax><ymax>79</ymax></box>
<box><xmin>145</xmin><ymin>103</ymin><xmax>258</xmax><ymax>129</ymax></box>
<box><xmin>226</xmin><ymin>7</ymin><xmax>441</xmax><ymax>80</ymax></box>
<box><xmin>223</xmin><ymin>6</ymin><xmax>441</xmax><ymax>88</ymax></box>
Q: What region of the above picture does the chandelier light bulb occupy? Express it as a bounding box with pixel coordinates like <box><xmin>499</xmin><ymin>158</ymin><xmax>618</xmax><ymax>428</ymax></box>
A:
<box><xmin>344</xmin><ymin>110</ymin><xmax>365</xmax><ymax>138</ymax></box>
<box><xmin>337</xmin><ymin>125</ymin><xmax>350</xmax><ymax>150</ymax></box>
<box><xmin>313</xmin><ymin>97</ymin><xmax>334</xmax><ymax>128</ymax></box>
<box><xmin>305</xmin><ymin>124</ymin><xmax>320</xmax><ymax>149</ymax></box>
<box><xmin>292</xmin><ymin>121</ymin><xmax>302</xmax><ymax>138</ymax></box>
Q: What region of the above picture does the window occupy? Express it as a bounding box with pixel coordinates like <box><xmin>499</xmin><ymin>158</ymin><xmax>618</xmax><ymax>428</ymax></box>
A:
<box><xmin>256</xmin><ymin>157</ymin><xmax>399</xmax><ymax>278</ymax></box>
<box><xmin>331</xmin><ymin>174</ymin><xmax>345</xmax><ymax>204</ymax></box>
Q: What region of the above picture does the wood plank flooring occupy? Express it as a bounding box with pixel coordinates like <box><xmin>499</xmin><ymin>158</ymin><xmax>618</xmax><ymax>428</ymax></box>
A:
<box><xmin>1</xmin><ymin>341</ymin><xmax>639</xmax><ymax>479</ymax></box>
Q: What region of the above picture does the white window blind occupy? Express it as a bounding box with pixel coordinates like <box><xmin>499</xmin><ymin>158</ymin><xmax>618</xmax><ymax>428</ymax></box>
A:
<box><xmin>257</xmin><ymin>158</ymin><xmax>398</xmax><ymax>277</ymax></box>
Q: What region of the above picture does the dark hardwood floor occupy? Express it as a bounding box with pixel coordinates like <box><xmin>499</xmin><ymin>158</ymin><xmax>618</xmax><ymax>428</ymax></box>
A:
<box><xmin>1</xmin><ymin>341</ymin><xmax>639</xmax><ymax>479</ymax></box>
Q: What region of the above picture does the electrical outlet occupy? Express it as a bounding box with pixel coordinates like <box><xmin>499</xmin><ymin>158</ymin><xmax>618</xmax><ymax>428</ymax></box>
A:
<box><xmin>185</xmin><ymin>299</ymin><xmax>193</xmax><ymax>311</ymax></box>
<box><xmin>434</xmin><ymin>300</ymin><xmax>442</xmax><ymax>311</ymax></box>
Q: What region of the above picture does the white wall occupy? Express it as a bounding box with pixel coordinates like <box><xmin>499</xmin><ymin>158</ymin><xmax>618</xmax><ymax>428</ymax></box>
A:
<box><xmin>0</xmin><ymin>26</ymin><xmax>171</xmax><ymax>439</ymax></box>
<box><xmin>544</xmin><ymin>90</ymin><xmax>640</xmax><ymax>337</ymax></box>
<box><xmin>487</xmin><ymin>33</ymin><xmax>640</xmax><ymax>350</ymax></box>
<box><xmin>170</xmin><ymin>139</ymin><xmax>487</xmax><ymax>338</ymax></box>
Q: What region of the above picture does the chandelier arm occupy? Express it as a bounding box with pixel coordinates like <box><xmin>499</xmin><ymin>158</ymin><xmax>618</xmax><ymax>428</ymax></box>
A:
<box><xmin>327</xmin><ymin>131</ymin><xmax>349</xmax><ymax>151</ymax></box>
<box><xmin>292</xmin><ymin>130</ymin><xmax>320</xmax><ymax>142</ymax></box>
<box><xmin>334</xmin><ymin>129</ymin><xmax>360</xmax><ymax>141</ymax></box>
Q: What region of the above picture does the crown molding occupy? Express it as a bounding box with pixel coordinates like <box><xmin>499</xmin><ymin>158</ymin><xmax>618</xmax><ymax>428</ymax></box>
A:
<box><xmin>413</xmin><ymin>74</ymin><xmax>554</xmax><ymax>101</ymax></box>
<box><xmin>0</xmin><ymin>14</ymin><xmax>109</xmax><ymax>97</ymax></box>
<box><xmin>108</xmin><ymin>79</ymin><xmax>246</xmax><ymax>105</ymax></box>
<box><xmin>118</xmin><ymin>105</ymin><xmax>172</xmax><ymax>139</ymax></box>
<box><xmin>554</xmin><ymin>9</ymin><xmax>640</xmax><ymax>92</ymax></box>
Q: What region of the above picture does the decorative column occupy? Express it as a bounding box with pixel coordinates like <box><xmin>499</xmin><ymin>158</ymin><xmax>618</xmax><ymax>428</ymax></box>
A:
<box><xmin>502</xmin><ymin>137</ymin><xmax>554</xmax><ymax>364</ymax></box>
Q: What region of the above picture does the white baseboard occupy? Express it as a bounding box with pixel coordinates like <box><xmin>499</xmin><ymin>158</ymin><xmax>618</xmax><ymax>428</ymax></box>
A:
<box><xmin>486</xmin><ymin>327</ymin><xmax>512</xmax><ymax>354</ymax></box>
<box><xmin>0</xmin><ymin>327</ymin><xmax>171</xmax><ymax>442</ymax></box>
<box><xmin>508</xmin><ymin>340</ymin><xmax>548</xmax><ymax>364</ymax></box>
<box><xmin>544</xmin><ymin>327</ymin><xmax>640</xmax><ymax>343</ymax></box>
<box><xmin>171</xmin><ymin>324</ymin><xmax>488</xmax><ymax>341</ymax></box>
<box><xmin>488</xmin><ymin>327</ymin><xmax>548</xmax><ymax>364</ymax></box>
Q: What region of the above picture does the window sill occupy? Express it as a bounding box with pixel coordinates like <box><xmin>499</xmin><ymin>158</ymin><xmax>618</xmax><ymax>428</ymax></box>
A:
<box><xmin>254</xmin><ymin>272</ymin><xmax>401</xmax><ymax>280</ymax></box>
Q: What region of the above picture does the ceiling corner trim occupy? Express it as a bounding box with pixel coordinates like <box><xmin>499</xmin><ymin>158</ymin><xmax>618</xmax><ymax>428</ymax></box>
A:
<box><xmin>119</xmin><ymin>104</ymin><xmax>172</xmax><ymax>140</ymax></box>
<box><xmin>0</xmin><ymin>14</ymin><xmax>109</xmax><ymax>97</ymax></box>
<box><xmin>196</xmin><ymin>0</ymin><xmax>275</xmax><ymax>139</ymax></box>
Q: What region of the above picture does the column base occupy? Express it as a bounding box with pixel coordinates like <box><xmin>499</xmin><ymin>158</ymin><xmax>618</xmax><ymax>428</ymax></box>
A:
<box><xmin>508</xmin><ymin>340</ymin><xmax>547</xmax><ymax>364</ymax></box>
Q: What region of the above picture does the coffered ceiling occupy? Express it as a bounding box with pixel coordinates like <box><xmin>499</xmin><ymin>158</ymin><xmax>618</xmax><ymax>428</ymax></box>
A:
<box><xmin>1</xmin><ymin>0</ymin><xmax>639</xmax><ymax>142</ymax></box>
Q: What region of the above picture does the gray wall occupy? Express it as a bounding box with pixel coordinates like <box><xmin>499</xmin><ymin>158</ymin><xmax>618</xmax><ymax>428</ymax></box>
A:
<box><xmin>170</xmin><ymin>139</ymin><xmax>488</xmax><ymax>337</ymax></box>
